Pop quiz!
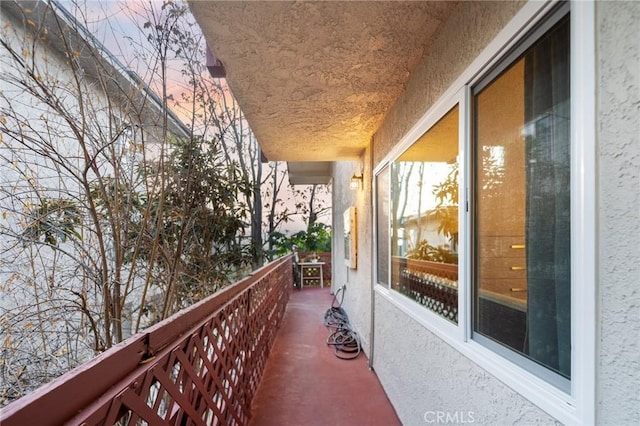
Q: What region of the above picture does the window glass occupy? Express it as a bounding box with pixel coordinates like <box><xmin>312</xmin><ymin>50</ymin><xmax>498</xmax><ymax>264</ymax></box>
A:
<box><xmin>376</xmin><ymin>166</ymin><xmax>390</xmax><ymax>285</ymax></box>
<box><xmin>390</xmin><ymin>106</ymin><xmax>459</xmax><ymax>323</ymax></box>
<box><xmin>473</xmin><ymin>15</ymin><xmax>570</xmax><ymax>380</ymax></box>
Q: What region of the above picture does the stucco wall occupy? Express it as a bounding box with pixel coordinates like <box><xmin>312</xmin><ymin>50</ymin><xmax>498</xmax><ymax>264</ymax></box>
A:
<box><xmin>332</xmin><ymin>147</ymin><xmax>375</xmax><ymax>355</ymax></box>
<box><xmin>596</xmin><ymin>1</ymin><xmax>640</xmax><ymax>425</ymax></box>
<box><xmin>363</xmin><ymin>1</ymin><xmax>558</xmax><ymax>425</ymax></box>
<box><xmin>333</xmin><ymin>1</ymin><xmax>640</xmax><ymax>424</ymax></box>
<box><xmin>374</xmin><ymin>299</ymin><xmax>559</xmax><ymax>425</ymax></box>
<box><xmin>373</xmin><ymin>1</ymin><xmax>525</xmax><ymax>165</ymax></box>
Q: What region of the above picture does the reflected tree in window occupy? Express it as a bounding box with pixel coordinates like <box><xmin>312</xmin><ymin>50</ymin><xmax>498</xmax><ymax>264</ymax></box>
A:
<box><xmin>389</xmin><ymin>105</ymin><xmax>460</xmax><ymax>323</ymax></box>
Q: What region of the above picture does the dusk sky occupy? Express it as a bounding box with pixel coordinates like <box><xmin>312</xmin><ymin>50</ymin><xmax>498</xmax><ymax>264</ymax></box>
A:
<box><xmin>60</xmin><ymin>1</ymin><xmax>147</xmax><ymax>66</ymax></box>
<box><xmin>56</xmin><ymin>0</ymin><xmax>331</xmax><ymax>232</ymax></box>
<box><xmin>58</xmin><ymin>0</ymin><xmax>209</xmax><ymax>122</ymax></box>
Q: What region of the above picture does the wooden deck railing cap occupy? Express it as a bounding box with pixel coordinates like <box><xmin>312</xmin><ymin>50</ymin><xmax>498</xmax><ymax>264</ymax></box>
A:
<box><xmin>0</xmin><ymin>255</ymin><xmax>293</xmax><ymax>426</ymax></box>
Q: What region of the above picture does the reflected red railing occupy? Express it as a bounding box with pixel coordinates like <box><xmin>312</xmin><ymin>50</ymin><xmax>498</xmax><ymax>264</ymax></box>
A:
<box><xmin>0</xmin><ymin>256</ymin><xmax>293</xmax><ymax>426</ymax></box>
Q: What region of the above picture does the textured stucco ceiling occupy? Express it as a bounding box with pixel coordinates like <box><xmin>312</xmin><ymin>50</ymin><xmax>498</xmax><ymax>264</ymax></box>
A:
<box><xmin>189</xmin><ymin>1</ymin><xmax>459</xmax><ymax>162</ymax></box>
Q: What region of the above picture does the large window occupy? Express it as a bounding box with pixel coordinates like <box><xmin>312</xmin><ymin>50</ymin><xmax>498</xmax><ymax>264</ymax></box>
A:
<box><xmin>376</xmin><ymin>3</ymin><xmax>573</xmax><ymax>393</ymax></box>
<box><xmin>472</xmin><ymin>11</ymin><xmax>570</xmax><ymax>389</ymax></box>
<box><xmin>389</xmin><ymin>106</ymin><xmax>459</xmax><ymax>323</ymax></box>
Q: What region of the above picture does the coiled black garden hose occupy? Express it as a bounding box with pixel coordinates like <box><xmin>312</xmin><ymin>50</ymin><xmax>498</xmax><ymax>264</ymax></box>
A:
<box><xmin>324</xmin><ymin>286</ymin><xmax>361</xmax><ymax>360</ymax></box>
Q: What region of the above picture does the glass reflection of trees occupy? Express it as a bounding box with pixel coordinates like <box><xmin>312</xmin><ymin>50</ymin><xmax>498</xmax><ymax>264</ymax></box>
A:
<box><xmin>390</xmin><ymin>105</ymin><xmax>460</xmax><ymax>323</ymax></box>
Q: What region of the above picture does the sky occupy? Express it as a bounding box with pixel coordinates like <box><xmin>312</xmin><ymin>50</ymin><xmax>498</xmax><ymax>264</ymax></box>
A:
<box><xmin>58</xmin><ymin>0</ymin><xmax>208</xmax><ymax>123</ymax></box>
<box><xmin>56</xmin><ymin>0</ymin><xmax>332</xmax><ymax>234</ymax></box>
<box><xmin>60</xmin><ymin>1</ymin><xmax>158</xmax><ymax>55</ymax></box>
<box><xmin>59</xmin><ymin>1</ymin><xmax>148</xmax><ymax>66</ymax></box>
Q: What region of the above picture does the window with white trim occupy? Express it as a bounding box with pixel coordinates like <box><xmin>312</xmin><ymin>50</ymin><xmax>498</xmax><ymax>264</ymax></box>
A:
<box><xmin>472</xmin><ymin>8</ymin><xmax>571</xmax><ymax>391</ymax></box>
<box><xmin>388</xmin><ymin>106</ymin><xmax>459</xmax><ymax>323</ymax></box>
<box><xmin>376</xmin><ymin>3</ymin><xmax>572</xmax><ymax>391</ymax></box>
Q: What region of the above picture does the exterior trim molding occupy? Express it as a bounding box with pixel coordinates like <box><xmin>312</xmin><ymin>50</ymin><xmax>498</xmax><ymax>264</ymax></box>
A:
<box><xmin>570</xmin><ymin>1</ymin><xmax>597</xmax><ymax>424</ymax></box>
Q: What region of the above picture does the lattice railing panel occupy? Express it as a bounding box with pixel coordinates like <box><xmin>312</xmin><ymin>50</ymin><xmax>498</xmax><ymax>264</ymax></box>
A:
<box><xmin>0</xmin><ymin>256</ymin><xmax>293</xmax><ymax>426</ymax></box>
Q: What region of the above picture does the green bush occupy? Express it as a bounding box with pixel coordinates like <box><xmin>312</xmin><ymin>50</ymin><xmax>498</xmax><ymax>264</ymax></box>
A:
<box><xmin>270</xmin><ymin>222</ymin><xmax>332</xmax><ymax>256</ymax></box>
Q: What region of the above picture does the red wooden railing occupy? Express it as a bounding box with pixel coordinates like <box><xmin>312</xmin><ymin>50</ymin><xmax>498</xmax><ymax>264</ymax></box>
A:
<box><xmin>0</xmin><ymin>256</ymin><xmax>293</xmax><ymax>426</ymax></box>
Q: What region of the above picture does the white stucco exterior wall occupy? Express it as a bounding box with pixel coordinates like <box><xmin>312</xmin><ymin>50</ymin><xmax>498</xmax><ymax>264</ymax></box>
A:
<box><xmin>595</xmin><ymin>1</ymin><xmax>640</xmax><ymax>424</ymax></box>
<box><xmin>333</xmin><ymin>1</ymin><xmax>640</xmax><ymax>425</ymax></box>
<box><xmin>0</xmin><ymin>2</ymin><xmax>187</xmax><ymax>400</ymax></box>
<box><xmin>361</xmin><ymin>2</ymin><xmax>558</xmax><ymax>424</ymax></box>
<box><xmin>374</xmin><ymin>298</ymin><xmax>560</xmax><ymax>425</ymax></box>
<box><xmin>332</xmin><ymin>147</ymin><xmax>375</xmax><ymax>356</ymax></box>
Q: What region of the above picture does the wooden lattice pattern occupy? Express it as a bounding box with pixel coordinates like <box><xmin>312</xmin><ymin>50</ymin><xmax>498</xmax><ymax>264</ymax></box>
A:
<box><xmin>0</xmin><ymin>257</ymin><xmax>292</xmax><ymax>426</ymax></box>
<box><xmin>91</xmin><ymin>265</ymin><xmax>288</xmax><ymax>425</ymax></box>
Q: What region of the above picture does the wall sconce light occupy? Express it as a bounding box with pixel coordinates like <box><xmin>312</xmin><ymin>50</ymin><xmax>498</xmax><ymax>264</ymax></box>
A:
<box><xmin>350</xmin><ymin>174</ymin><xmax>363</xmax><ymax>190</ymax></box>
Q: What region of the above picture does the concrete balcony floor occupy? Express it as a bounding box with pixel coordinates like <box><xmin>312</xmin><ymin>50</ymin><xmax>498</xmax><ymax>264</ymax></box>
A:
<box><xmin>249</xmin><ymin>287</ymin><xmax>400</xmax><ymax>426</ymax></box>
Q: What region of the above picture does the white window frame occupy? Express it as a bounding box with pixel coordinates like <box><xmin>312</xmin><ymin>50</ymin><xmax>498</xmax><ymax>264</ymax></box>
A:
<box><xmin>372</xmin><ymin>1</ymin><xmax>596</xmax><ymax>424</ymax></box>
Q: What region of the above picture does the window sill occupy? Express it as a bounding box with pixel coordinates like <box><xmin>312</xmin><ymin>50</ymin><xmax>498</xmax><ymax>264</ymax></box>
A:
<box><xmin>374</xmin><ymin>283</ymin><xmax>580</xmax><ymax>425</ymax></box>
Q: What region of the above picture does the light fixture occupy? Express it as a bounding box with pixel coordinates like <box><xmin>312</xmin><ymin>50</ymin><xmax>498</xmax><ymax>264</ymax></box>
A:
<box><xmin>350</xmin><ymin>174</ymin><xmax>363</xmax><ymax>190</ymax></box>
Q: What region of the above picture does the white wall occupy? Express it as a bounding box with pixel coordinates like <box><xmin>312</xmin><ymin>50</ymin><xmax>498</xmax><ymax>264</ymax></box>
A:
<box><xmin>0</xmin><ymin>4</ymin><xmax>109</xmax><ymax>398</ymax></box>
<box><xmin>0</xmin><ymin>3</ymin><xmax>174</xmax><ymax>401</ymax></box>
<box><xmin>351</xmin><ymin>2</ymin><xmax>557</xmax><ymax>424</ymax></box>
<box><xmin>373</xmin><ymin>299</ymin><xmax>558</xmax><ymax>425</ymax></box>
<box><xmin>331</xmin><ymin>152</ymin><xmax>374</xmax><ymax>355</ymax></box>
<box><xmin>332</xmin><ymin>1</ymin><xmax>639</xmax><ymax>424</ymax></box>
<box><xmin>595</xmin><ymin>1</ymin><xmax>640</xmax><ymax>424</ymax></box>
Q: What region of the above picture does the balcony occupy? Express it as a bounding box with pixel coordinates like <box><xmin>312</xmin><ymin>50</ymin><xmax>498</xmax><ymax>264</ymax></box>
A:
<box><xmin>0</xmin><ymin>256</ymin><xmax>398</xmax><ymax>426</ymax></box>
